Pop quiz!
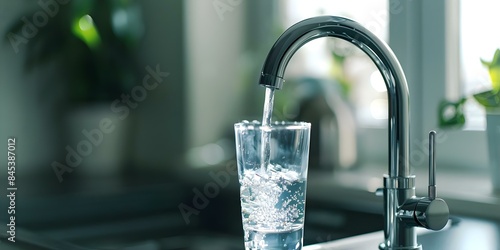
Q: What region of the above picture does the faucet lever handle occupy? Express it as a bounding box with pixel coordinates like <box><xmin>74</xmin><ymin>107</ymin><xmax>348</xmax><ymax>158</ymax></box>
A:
<box><xmin>400</xmin><ymin>131</ymin><xmax>449</xmax><ymax>231</ymax></box>
<box><xmin>428</xmin><ymin>130</ymin><xmax>437</xmax><ymax>200</ymax></box>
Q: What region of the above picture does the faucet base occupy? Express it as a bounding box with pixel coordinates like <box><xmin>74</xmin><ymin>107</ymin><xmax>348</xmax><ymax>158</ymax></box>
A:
<box><xmin>379</xmin><ymin>243</ymin><xmax>422</xmax><ymax>250</ymax></box>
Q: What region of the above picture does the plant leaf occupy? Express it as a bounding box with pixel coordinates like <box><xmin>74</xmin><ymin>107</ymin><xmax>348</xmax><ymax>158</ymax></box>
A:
<box><xmin>490</xmin><ymin>49</ymin><xmax>500</xmax><ymax>90</ymax></box>
<box><xmin>481</xmin><ymin>58</ymin><xmax>491</xmax><ymax>68</ymax></box>
<box><xmin>490</xmin><ymin>65</ymin><xmax>500</xmax><ymax>90</ymax></box>
<box><xmin>483</xmin><ymin>49</ymin><xmax>500</xmax><ymax>91</ymax></box>
<box><xmin>473</xmin><ymin>90</ymin><xmax>500</xmax><ymax>108</ymax></box>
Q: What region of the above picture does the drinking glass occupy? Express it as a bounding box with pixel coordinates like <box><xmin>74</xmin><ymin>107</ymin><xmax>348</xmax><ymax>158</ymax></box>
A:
<box><xmin>234</xmin><ymin>121</ymin><xmax>311</xmax><ymax>250</ymax></box>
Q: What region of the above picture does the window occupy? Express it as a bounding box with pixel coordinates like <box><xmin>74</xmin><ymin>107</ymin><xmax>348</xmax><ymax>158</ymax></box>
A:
<box><xmin>460</xmin><ymin>0</ymin><xmax>500</xmax><ymax>130</ymax></box>
<box><xmin>391</xmin><ymin>0</ymin><xmax>490</xmax><ymax>170</ymax></box>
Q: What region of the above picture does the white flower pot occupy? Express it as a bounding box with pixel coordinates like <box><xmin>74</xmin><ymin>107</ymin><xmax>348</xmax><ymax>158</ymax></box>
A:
<box><xmin>486</xmin><ymin>112</ymin><xmax>500</xmax><ymax>193</ymax></box>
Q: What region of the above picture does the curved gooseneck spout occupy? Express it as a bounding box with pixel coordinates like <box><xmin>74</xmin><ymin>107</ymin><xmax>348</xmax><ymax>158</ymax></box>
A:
<box><xmin>259</xmin><ymin>16</ymin><xmax>448</xmax><ymax>250</ymax></box>
<box><xmin>260</xmin><ymin>16</ymin><xmax>409</xmax><ymax>179</ymax></box>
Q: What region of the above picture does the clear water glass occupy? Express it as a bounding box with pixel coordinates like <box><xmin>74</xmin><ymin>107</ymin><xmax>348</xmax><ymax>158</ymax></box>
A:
<box><xmin>234</xmin><ymin>121</ymin><xmax>311</xmax><ymax>250</ymax></box>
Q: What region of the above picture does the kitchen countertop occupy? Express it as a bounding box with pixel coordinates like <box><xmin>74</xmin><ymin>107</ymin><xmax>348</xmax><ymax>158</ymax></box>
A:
<box><xmin>305</xmin><ymin>216</ymin><xmax>500</xmax><ymax>250</ymax></box>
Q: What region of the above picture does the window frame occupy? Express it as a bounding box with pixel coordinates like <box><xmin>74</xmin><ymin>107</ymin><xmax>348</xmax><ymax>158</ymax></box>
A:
<box><xmin>387</xmin><ymin>0</ymin><xmax>489</xmax><ymax>170</ymax></box>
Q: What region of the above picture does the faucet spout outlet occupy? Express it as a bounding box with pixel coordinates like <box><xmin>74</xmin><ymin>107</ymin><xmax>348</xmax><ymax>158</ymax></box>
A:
<box><xmin>259</xmin><ymin>16</ymin><xmax>448</xmax><ymax>249</ymax></box>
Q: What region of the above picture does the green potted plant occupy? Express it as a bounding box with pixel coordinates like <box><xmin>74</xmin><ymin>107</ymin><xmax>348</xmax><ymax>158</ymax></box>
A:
<box><xmin>439</xmin><ymin>48</ymin><xmax>500</xmax><ymax>192</ymax></box>
<box><xmin>5</xmin><ymin>0</ymin><xmax>143</xmax><ymax>104</ymax></box>
<box><xmin>5</xmin><ymin>0</ymin><xmax>144</xmax><ymax>178</ymax></box>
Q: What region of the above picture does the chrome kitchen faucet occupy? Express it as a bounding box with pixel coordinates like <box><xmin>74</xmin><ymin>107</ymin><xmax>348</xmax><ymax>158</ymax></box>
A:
<box><xmin>258</xmin><ymin>16</ymin><xmax>449</xmax><ymax>250</ymax></box>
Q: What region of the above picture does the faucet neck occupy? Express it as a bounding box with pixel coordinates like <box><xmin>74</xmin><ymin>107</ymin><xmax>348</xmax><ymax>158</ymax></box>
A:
<box><xmin>259</xmin><ymin>16</ymin><xmax>410</xmax><ymax>178</ymax></box>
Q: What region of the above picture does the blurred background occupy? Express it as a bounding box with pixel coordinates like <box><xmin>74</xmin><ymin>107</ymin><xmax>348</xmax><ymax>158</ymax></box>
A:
<box><xmin>0</xmin><ymin>0</ymin><xmax>499</xmax><ymax>249</ymax></box>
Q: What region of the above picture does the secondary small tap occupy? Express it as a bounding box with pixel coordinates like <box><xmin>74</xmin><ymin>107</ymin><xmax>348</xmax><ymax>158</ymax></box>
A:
<box><xmin>258</xmin><ymin>16</ymin><xmax>449</xmax><ymax>250</ymax></box>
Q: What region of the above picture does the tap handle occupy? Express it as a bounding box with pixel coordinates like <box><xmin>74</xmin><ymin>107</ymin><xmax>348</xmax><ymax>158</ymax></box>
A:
<box><xmin>428</xmin><ymin>130</ymin><xmax>436</xmax><ymax>199</ymax></box>
<box><xmin>400</xmin><ymin>130</ymin><xmax>449</xmax><ymax>231</ymax></box>
<box><xmin>418</xmin><ymin>130</ymin><xmax>448</xmax><ymax>230</ymax></box>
